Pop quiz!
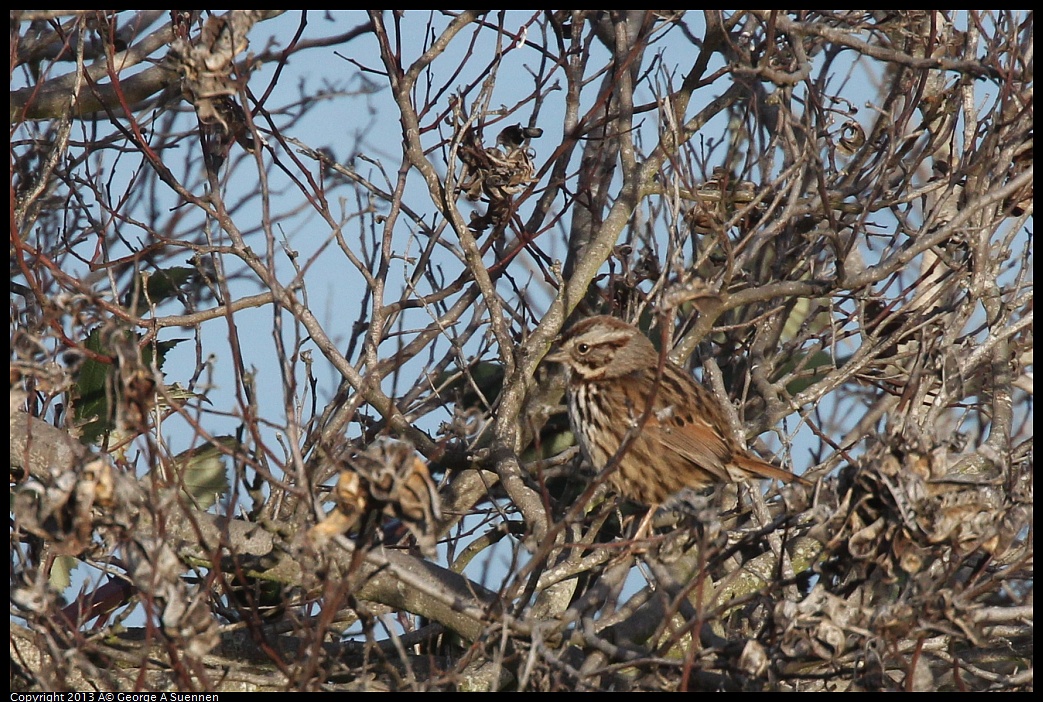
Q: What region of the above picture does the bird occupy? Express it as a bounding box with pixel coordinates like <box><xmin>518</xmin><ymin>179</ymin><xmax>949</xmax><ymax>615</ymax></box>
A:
<box><xmin>545</xmin><ymin>315</ymin><xmax>806</xmax><ymax>513</ymax></box>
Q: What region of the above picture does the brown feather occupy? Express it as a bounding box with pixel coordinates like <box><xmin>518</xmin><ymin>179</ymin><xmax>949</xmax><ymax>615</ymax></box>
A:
<box><xmin>549</xmin><ymin>315</ymin><xmax>809</xmax><ymax>507</ymax></box>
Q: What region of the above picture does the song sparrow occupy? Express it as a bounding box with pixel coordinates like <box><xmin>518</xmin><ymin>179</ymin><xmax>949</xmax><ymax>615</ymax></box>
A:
<box><xmin>545</xmin><ymin>315</ymin><xmax>805</xmax><ymax>508</ymax></box>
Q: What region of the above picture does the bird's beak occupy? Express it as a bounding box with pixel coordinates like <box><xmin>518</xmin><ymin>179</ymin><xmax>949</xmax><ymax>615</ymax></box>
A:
<box><xmin>544</xmin><ymin>346</ymin><xmax>567</xmax><ymax>364</ymax></box>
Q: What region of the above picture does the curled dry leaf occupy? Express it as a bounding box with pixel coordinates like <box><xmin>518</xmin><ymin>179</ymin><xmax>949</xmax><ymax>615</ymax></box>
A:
<box><xmin>456</xmin><ymin>122</ymin><xmax>540</xmax><ymax>234</ymax></box>
<box><xmin>12</xmin><ymin>457</ymin><xmax>116</xmax><ymax>557</ymax></box>
<box><xmin>309</xmin><ymin>438</ymin><xmax>443</xmax><ymax>557</ymax></box>
<box><xmin>171</xmin><ymin>12</ymin><xmax>268</xmax><ymax>169</ymax></box>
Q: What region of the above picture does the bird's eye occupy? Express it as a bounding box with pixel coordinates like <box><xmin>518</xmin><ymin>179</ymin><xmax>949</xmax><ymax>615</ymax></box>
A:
<box><xmin>576</xmin><ymin>343</ymin><xmax>590</xmax><ymax>354</ymax></box>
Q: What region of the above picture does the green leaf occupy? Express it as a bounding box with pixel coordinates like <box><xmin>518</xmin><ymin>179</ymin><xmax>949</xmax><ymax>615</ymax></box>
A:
<box><xmin>123</xmin><ymin>267</ymin><xmax>198</xmax><ymax>314</ymax></box>
<box><xmin>73</xmin><ymin>327</ymin><xmax>117</xmax><ymax>445</ymax></box>
<box><xmin>164</xmin><ymin>437</ymin><xmax>236</xmax><ymax>510</ymax></box>
<box><xmin>72</xmin><ymin>328</ymin><xmax>186</xmax><ymax>446</ymax></box>
<box><xmin>49</xmin><ymin>555</ymin><xmax>77</xmax><ymax>592</ymax></box>
<box><xmin>774</xmin><ymin>349</ymin><xmax>838</xmax><ymax>396</ymax></box>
